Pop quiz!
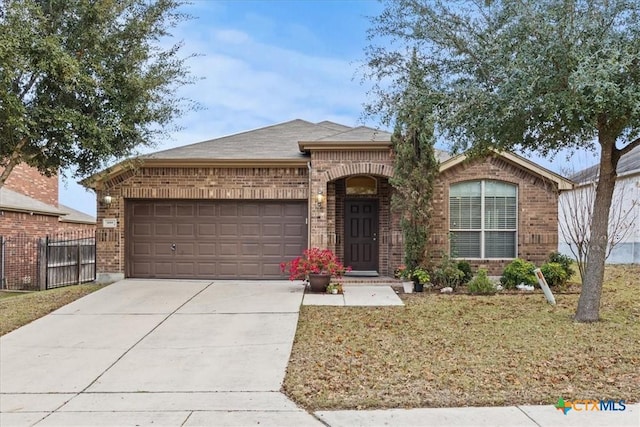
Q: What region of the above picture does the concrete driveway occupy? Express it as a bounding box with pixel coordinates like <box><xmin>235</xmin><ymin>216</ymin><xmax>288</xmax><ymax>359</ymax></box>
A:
<box><xmin>0</xmin><ymin>280</ymin><xmax>323</xmax><ymax>426</ymax></box>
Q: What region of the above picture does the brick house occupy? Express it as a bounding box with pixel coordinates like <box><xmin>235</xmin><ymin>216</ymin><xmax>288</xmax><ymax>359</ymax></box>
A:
<box><xmin>82</xmin><ymin>119</ymin><xmax>572</xmax><ymax>283</ymax></box>
<box><xmin>1</xmin><ymin>163</ymin><xmax>96</xmax><ymax>290</ymax></box>
<box><xmin>0</xmin><ymin>163</ymin><xmax>96</xmax><ymax>237</ymax></box>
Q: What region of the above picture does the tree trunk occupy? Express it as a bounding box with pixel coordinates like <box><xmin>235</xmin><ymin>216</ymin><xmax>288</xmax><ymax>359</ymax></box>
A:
<box><xmin>575</xmin><ymin>132</ymin><xmax>620</xmax><ymax>322</ymax></box>
<box><xmin>0</xmin><ymin>159</ymin><xmax>18</xmax><ymax>189</ymax></box>
<box><xmin>0</xmin><ymin>138</ymin><xmax>28</xmax><ymax>188</ymax></box>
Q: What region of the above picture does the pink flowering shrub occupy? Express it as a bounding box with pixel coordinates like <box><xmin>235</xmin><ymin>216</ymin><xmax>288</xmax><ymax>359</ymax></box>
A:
<box><xmin>280</xmin><ymin>247</ymin><xmax>350</xmax><ymax>281</ymax></box>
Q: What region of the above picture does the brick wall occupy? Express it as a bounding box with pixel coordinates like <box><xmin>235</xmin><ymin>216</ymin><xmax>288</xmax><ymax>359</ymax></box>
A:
<box><xmin>0</xmin><ymin>211</ymin><xmax>60</xmax><ymax>237</ymax></box>
<box><xmin>94</xmin><ymin>153</ymin><xmax>561</xmax><ymax>279</ymax></box>
<box><xmin>1</xmin><ymin>163</ymin><xmax>58</xmax><ymax>206</ymax></box>
<box><xmin>309</xmin><ymin>149</ymin><xmax>399</xmax><ymax>277</ymax></box>
<box><xmin>96</xmin><ymin>166</ymin><xmax>309</xmax><ymax>275</ymax></box>
<box><xmin>0</xmin><ymin>212</ymin><xmax>95</xmax><ymax>290</ymax></box>
<box><xmin>429</xmin><ymin>155</ymin><xmax>560</xmax><ymax>274</ymax></box>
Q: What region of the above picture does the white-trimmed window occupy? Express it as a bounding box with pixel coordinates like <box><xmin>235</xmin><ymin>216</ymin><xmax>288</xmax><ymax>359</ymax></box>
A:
<box><xmin>449</xmin><ymin>180</ymin><xmax>517</xmax><ymax>258</ymax></box>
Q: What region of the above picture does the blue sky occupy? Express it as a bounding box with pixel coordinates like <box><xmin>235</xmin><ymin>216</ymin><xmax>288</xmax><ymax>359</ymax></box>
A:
<box><xmin>59</xmin><ymin>0</ymin><xmax>595</xmax><ymax>215</ymax></box>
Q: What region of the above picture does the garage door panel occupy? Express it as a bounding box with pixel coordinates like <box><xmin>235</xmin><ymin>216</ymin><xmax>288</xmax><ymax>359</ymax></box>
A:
<box><xmin>219</xmin><ymin>242</ymin><xmax>239</xmax><ymax>256</ymax></box>
<box><xmin>154</xmin><ymin>205</ymin><xmax>172</xmax><ymax>216</ymax></box>
<box><xmin>284</xmin><ymin>203</ymin><xmax>305</xmax><ymax>216</ymax></box>
<box><xmin>219</xmin><ymin>223</ymin><xmax>238</xmax><ymax>237</ymax></box>
<box><xmin>154</xmin><ymin>223</ymin><xmax>173</xmax><ymax>236</ymax></box>
<box><xmin>284</xmin><ymin>224</ymin><xmax>305</xmax><ymax>238</ymax></box>
<box><xmin>198</xmin><ymin>224</ymin><xmax>216</xmax><ymax>236</ymax></box>
<box><xmin>239</xmin><ymin>262</ymin><xmax>260</xmax><ymax>277</ymax></box>
<box><xmin>176</xmin><ymin>223</ymin><xmax>195</xmax><ymax>237</ymax></box>
<box><xmin>241</xmin><ymin>204</ymin><xmax>260</xmax><ymax>217</ymax></box>
<box><xmin>155</xmin><ymin>263</ymin><xmax>172</xmax><ymax>275</ymax></box>
<box><xmin>262</xmin><ymin>263</ymin><xmax>283</xmax><ymax>277</ymax></box>
<box><xmin>263</xmin><ymin>204</ymin><xmax>283</xmax><ymax>217</ymax></box>
<box><xmin>263</xmin><ymin>223</ymin><xmax>282</xmax><ymax>237</ymax></box>
<box><xmin>198</xmin><ymin>205</ymin><xmax>216</xmax><ymax>217</ymax></box>
<box><xmin>198</xmin><ymin>243</ymin><xmax>216</xmax><ymax>256</ymax></box>
<box><xmin>241</xmin><ymin>243</ymin><xmax>260</xmax><ymax>256</ymax></box>
<box><xmin>197</xmin><ymin>263</ymin><xmax>216</xmax><ymax>275</ymax></box>
<box><xmin>132</xmin><ymin>203</ymin><xmax>152</xmax><ymax>217</ymax></box>
<box><xmin>262</xmin><ymin>243</ymin><xmax>283</xmax><ymax>256</ymax></box>
<box><xmin>219</xmin><ymin>204</ymin><xmax>238</xmax><ymax>217</ymax></box>
<box><xmin>127</xmin><ymin>200</ymin><xmax>307</xmax><ymax>279</ymax></box>
<box><xmin>284</xmin><ymin>243</ymin><xmax>303</xmax><ymax>257</ymax></box>
<box><xmin>176</xmin><ymin>204</ymin><xmax>194</xmax><ymax>217</ymax></box>
<box><xmin>154</xmin><ymin>243</ymin><xmax>173</xmax><ymax>256</ymax></box>
<box><xmin>218</xmin><ymin>262</ymin><xmax>239</xmax><ymax>276</ymax></box>
<box><xmin>132</xmin><ymin>223</ymin><xmax>152</xmax><ymax>237</ymax></box>
<box><xmin>132</xmin><ymin>242</ymin><xmax>152</xmax><ymax>256</ymax></box>
<box><xmin>175</xmin><ymin>262</ymin><xmax>196</xmax><ymax>275</ymax></box>
<box><xmin>241</xmin><ymin>223</ymin><xmax>260</xmax><ymax>237</ymax></box>
<box><xmin>176</xmin><ymin>243</ymin><xmax>195</xmax><ymax>256</ymax></box>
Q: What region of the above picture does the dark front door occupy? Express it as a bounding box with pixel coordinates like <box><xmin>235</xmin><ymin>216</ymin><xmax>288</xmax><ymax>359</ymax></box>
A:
<box><xmin>344</xmin><ymin>199</ymin><xmax>379</xmax><ymax>271</ymax></box>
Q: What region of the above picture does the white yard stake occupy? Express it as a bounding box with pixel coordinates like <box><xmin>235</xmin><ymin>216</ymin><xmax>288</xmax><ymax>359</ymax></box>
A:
<box><xmin>534</xmin><ymin>268</ymin><xmax>556</xmax><ymax>305</ymax></box>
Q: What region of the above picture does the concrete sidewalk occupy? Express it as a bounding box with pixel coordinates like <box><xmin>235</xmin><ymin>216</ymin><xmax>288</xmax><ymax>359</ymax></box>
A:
<box><xmin>316</xmin><ymin>404</ymin><xmax>639</xmax><ymax>426</ymax></box>
<box><xmin>302</xmin><ymin>284</ymin><xmax>404</xmax><ymax>306</ymax></box>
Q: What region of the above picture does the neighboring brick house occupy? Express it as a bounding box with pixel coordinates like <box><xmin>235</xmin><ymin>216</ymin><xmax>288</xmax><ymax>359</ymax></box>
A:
<box><xmin>1</xmin><ymin>163</ymin><xmax>96</xmax><ymax>290</ymax></box>
<box><xmin>0</xmin><ymin>163</ymin><xmax>96</xmax><ymax>237</ymax></box>
<box><xmin>82</xmin><ymin>119</ymin><xmax>572</xmax><ymax>282</ymax></box>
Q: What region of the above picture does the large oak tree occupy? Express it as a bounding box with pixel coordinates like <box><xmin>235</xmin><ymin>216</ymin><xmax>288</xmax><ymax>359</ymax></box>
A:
<box><xmin>0</xmin><ymin>0</ymin><xmax>195</xmax><ymax>186</ymax></box>
<box><xmin>364</xmin><ymin>0</ymin><xmax>640</xmax><ymax>322</ymax></box>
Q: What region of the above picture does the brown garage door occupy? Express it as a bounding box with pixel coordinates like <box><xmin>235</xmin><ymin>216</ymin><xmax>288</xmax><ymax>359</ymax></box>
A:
<box><xmin>127</xmin><ymin>200</ymin><xmax>307</xmax><ymax>279</ymax></box>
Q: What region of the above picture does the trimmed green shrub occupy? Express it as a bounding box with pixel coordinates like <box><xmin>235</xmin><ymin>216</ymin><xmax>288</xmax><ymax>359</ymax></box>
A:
<box><xmin>500</xmin><ymin>258</ymin><xmax>537</xmax><ymax>289</ymax></box>
<box><xmin>468</xmin><ymin>269</ymin><xmax>496</xmax><ymax>294</ymax></box>
<box><xmin>431</xmin><ymin>256</ymin><xmax>465</xmax><ymax>289</ymax></box>
<box><xmin>456</xmin><ymin>261</ymin><xmax>473</xmax><ymax>284</ymax></box>
<box><xmin>547</xmin><ymin>251</ymin><xmax>574</xmax><ymax>279</ymax></box>
<box><xmin>540</xmin><ymin>262</ymin><xmax>569</xmax><ymax>287</ymax></box>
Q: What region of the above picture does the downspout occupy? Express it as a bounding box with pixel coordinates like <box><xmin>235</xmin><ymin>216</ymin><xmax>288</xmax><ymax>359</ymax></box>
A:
<box><xmin>307</xmin><ymin>161</ymin><xmax>312</xmax><ymax>249</ymax></box>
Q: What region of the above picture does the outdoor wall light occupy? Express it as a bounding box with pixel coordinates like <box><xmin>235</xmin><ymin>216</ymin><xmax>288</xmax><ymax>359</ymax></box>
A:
<box><xmin>102</xmin><ymin>194</ymin><xmax>113</xmax><ymax>206</ymax></box>
<box><xmin>316</xmin><ymin>190</ymin><xmax>324</xmax><ymax>208</ymax></box>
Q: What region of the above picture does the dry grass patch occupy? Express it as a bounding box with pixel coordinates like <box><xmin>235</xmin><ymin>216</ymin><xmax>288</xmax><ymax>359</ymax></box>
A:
<box><xmin>0</xmin><ymin>283</ymin><xmax>106</xmax><ymax>336</ymax></box>
<box><xmin>283</xmin><ymin>265</ymin><xmax>640</xmax><ymax>410</ymax></box>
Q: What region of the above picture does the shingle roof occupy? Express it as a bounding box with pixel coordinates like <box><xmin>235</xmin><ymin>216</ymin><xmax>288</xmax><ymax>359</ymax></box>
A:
<box><xmin>58</xmin><ymin>204</ymin><xmax>96</xmax><ymax>224</ymax></box>
<box><xmin>313</xmin><ymin>126</ymin><xmax>392</xmax><ymax>142</ymax></box>
<box><xmin>0</xmin><ymin>188</ymin><xmax>64</xmax><ymax>216</ymax></box>
<box><xmin>145</xmin><ymin>119</ymin><xmax>392</xmax><ymax>160</ymax></box>
<box><xmin>146</xmin><ymin>120</ymin><xmax>374</xmax><ymax>160</ymax></box>
<box><xmin>571</xmin><ymin>144</ymin><xmax>640</xmax><ymax>183</ymax></box>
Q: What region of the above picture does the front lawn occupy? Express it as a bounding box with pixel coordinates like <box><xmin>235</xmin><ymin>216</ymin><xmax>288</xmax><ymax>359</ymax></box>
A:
<box><xmin>283</xmin><ymin>265</ymin><xmax>640</xmax><ymax>410</ymax></box>
<box><xmin>0</xmin><ymin>283</ymin><xmax>106</xmax><ymax>336</ymax></box>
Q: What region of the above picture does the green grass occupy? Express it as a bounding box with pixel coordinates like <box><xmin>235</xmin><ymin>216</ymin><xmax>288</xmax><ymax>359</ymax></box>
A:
<box><xmin>0</xmin><ymin>283</ymin><xmax>107</xmax><ymax>336</ymax></box>
<box><xmin>0</xmin><ymin>291</ymin><xmax>28</xmax><ymax>300</ymax></box>
<box><xmin>283</xmin><ymin>265</ymin><xmax>640</xmax><ymax>410</ymax></box>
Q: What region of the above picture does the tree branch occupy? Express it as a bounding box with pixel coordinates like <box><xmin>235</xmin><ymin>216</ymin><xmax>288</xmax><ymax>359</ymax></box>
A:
<box><xmin>618</xmin><ymin>136</ymin><xmax>640</xmax><ymax>157</ymax></box>
<box><xmin>18</xmin><ymin>73</ymin><xmax>40</xmax><ymax>101</ymax></box>
<box><xmin>0</xmin><ymin>138</ymin><xmax>29</xmax><ymax>188</ymax></box>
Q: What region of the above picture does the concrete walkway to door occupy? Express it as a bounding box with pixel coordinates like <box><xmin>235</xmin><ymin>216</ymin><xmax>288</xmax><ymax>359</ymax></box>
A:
<box><xmin>0</xmin><ymin>280</ymin><xmax>323</xmax><ymax>426</ymax></box>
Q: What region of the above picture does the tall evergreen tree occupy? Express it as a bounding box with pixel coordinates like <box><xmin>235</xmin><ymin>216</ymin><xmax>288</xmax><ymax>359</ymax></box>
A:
<box><xmin>390</xmin><ymin>52</ymin><xmax>439</xmax><ymax>271</ymax></box>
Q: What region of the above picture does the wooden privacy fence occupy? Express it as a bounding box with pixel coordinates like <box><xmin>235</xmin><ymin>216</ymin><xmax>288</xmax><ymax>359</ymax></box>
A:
<box><xmin>0</xmin><ymin>231</ymin><xmax>96</xmax><ymax>291</ymax></box>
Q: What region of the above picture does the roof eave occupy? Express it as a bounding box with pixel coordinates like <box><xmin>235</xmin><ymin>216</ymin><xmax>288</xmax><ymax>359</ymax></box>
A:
<box><xmin>439</xmin><ymin>150</ymin><xmax>575</xmax><ymax>191</ymax></box>
<box><xmin>298</xmin><ymin>141</ymin><xmax>392</xmax><ymax>152</ymax></box>
<box><xmin>0</xmin><ymin>205</ymin><xmax>64</xmax><ymax>217</ymax></box>
<box><xmin>81</xmin><ymin>157</ymin><xmax>310</xmax><ymax>190</ymax></box>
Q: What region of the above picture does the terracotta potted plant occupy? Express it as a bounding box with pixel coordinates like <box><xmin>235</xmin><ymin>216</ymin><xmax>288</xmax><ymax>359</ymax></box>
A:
<box><xmin>280</xmin><ymin>247</ymin><xmax>350</xmax><ymax>292</ymax></box>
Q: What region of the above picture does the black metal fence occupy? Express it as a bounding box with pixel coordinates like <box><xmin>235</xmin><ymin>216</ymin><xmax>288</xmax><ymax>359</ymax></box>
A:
<box><xmin>0</xmin><ymin>231</ymin><xmax>96</xmax><ymax>291</ymax></box>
